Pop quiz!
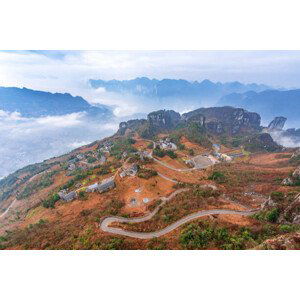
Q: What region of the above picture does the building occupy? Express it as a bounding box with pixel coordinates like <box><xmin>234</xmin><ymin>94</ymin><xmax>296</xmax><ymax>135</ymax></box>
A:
<box><xmin>58</xmin><ymin>190</ymin><xmax>77</xmax><ymax>202</ymax></box>
<box><xmin>119</xmin><ymin>164</ymin><xmax>138</xmax><ymax>178</ymax></box>
<box><xmin>68</xmin><ymin>163</ymin><xmax>76</xmax><ymax>171</ymax></box>
<box><xmin>158</xmin><ymin>139</ymin><xmax>177</xmax><ymax>150</ymax></box>
<box><xmin>98</xmin><ymin>141</ymin><xmax>113</xmax><ymax>153</ymax></box>
<box><xmin>86</xmin><ymin>182</ymin><xmax>99</xmax><ymax>192</ymax></box>
<box><xmin>98</xmin><ymin>177</ymin><xmax>115</xmax><ymax>193</ymax></box>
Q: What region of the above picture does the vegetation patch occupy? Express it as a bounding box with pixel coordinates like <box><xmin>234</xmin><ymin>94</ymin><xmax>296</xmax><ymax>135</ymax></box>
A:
<box><xmin>137</xmin><ymin>168</ymin><xmax>158</xmax><ymax>179</ymax></box>
<box><xmin>17</xmin><ymin>171</ymin><xmax>58</xmax><ymax>200</ymax></box>
<box><xmin>110</xmin><ymin>137</ymin><xmax>137</xmax><ymax>159</ymax></box>
<box><xmin>208</xmin><ymin>171</ymin><xmax>226</xmax><ymax>184</ymax></box>
<box><xmin>116</xmin><ymin>186</ymin><xmax>221</xmax><ymax>233</ymax></box>
<box><xmin>179</xmin><ymin>220</ymin><xmax>300</xmax><ymax>250</ymax></box>
<box><xmin>253</xmin><ymin>208</ymin><xmax>280</xmax><ymax>223</ymax></box>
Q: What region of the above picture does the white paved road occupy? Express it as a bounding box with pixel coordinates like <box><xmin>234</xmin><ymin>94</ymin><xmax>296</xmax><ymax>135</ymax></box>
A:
<box><xmin>100</xmin><ymin>189</ymin><xmax>257</xmax><ymax>239</ymax></box>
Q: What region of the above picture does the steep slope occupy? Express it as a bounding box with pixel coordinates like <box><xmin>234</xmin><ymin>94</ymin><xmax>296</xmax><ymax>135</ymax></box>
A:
<box><xmin>1</xmin><ymin>106</ymin><xmax>296</xmax><ymax>250</ymax></box>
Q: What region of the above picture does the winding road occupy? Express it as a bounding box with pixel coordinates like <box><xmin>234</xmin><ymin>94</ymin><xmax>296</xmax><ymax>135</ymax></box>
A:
<box><xmin>100</xmin><ymin>189</ymin><xmax>258</xmax><ymax>239</ymax></box>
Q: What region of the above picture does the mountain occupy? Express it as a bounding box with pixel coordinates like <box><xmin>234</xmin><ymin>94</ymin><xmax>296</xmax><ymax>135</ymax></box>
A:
<box><xmin>218</xmin><ymin>89</ymin><xmax>300</xmax><ymax>125</ymax></box>
<box><xmin>119</xmin><ymin>106</ymin><xmax>262</xmax><ymax>138</ymax></box>
<box><xmin>2</xmin><ymin>105</ymin><xmax>297</xmax><ymax>250</ymax></box>
<box><xmin>0</xmin><ymin>86</ymin><xmax>112</xmax><ymax>118</ymax></box>
<box><xmin>89</xmin><ymin>77</ymin><xmax>270</xmax><ymax>101</ymax></box>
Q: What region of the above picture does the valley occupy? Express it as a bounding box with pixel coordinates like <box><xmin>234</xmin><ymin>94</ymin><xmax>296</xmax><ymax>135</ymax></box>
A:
<box><xmin>0</xmin><ymin>107</ymin><xmax>300</xmax><ymax>250</ymax></box>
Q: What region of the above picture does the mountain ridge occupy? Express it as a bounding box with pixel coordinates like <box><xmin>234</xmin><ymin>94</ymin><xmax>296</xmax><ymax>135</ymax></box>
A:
<box><xmin>218</xmin><ymin>89</ymin><xmax>300</xmax><ymax>125</ymax></box>
<box><xmin>89</xmin><ymin>77</ymin><xmax>270</xmax><ymax>99</ymax></box>
<box><xmin>0</xmin><ymin>86</ymin><xmax>112</xmax><ymax>118</ymax></box>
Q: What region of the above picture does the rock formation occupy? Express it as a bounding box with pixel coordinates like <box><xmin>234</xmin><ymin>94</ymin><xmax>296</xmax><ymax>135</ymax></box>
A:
<box><xmin>267</xmin><ymin>116</ymin><xmax>287</xmax><ymax>131</ymax></box>
<box><xmin>182</xmin><ymin>106</ymin><xmax>261</xmax><ymax>135</ymax></box>
<box><xmin>147</xmin><ymin>110</ymin><xmax>181</xmax><ymax>131</ymax></box>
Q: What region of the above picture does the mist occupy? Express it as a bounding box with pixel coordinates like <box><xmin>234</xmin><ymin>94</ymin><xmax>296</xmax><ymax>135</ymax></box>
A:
<box><xmin>270</xmin><ymin>131</ymin><xmax>300</xmax><ymax>149</ymax></box>
<box><xmin>0</xmin><ymin>110</ymin><xmax>119</xmax><ymax>178</ymax></box>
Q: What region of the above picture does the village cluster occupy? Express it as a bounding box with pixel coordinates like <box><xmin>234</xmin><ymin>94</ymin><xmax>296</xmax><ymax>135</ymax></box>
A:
<box><xmin>57</xmin><ymin>138</ymin><xmax>244</xmax><ymax>203</ymax></box>
<box><xmin>67</xmin><ymin>151</ymin><xmax>106</xmax><ymax>173</ymax></box>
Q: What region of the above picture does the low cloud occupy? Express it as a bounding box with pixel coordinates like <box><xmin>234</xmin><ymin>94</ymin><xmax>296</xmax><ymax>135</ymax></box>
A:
<box><xmin>0</xmin><ymin>110</ymin><xmax>119</xmax><ymax>178</ymax></box>
<box><xmin>35</xmin><ymin>112</ymin><xmax>86</xmax><ymax>127</ymax></box>
<box><xmin>270</xmin><ymin>131</ymin><xmax>300</xmax><ymax>148</ymax></box>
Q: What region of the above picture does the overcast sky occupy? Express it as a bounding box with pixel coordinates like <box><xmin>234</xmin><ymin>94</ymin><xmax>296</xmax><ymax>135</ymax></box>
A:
<box><xmin>1</xmin><ymin>50</ymin><xmax>300</xmax><ymax>103</ymax></box>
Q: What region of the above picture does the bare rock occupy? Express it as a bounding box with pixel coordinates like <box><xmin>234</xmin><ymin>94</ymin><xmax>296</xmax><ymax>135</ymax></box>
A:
<box><xmin>292</xmin><ymin>166</ymin><xmax>300</xmax><ymax>179</ymax></box>
<box><xmin>282</xmin><ymin>177</ymin><xmax>293</xmax><ymax>186</ymax></box>
<box><xmin>261</xmin><ymin>198</ymin><xmax>276</xmax><ymax>209</ymax></box>
<box><xmin>267</xmin><ymin>116</ymin><xmax>287</xmax><ymax>131</ymax></box>
<box><xmin>293</xmin><ymin>215</ymin><xmax>300</xmax><ymax>224</ymax></box>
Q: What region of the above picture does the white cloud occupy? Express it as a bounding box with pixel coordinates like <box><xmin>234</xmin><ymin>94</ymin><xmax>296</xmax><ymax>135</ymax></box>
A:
<box><xmin>0</xmin><ymin>109</ymin><xmax>119</xmax><ymax>178</ymax></box>
<box><xmin>35</xmin><ymin>112</ymin><xmax>85</xmax><ymax>127</ymax></box>
<box><xmin>2</xmin><ymin>50</ymin><xmax>300</xmax><ymax>117</ymax></box>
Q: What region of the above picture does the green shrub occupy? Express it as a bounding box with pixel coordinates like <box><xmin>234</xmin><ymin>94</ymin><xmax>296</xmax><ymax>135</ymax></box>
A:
<box><xmin>87</xmin><ymin>157</ymin><xmax>97</xmax><ymax>164</ymax></box>
<box><xmin>61</xmin><ymin>179</ymin><xmax>75</xmax><ymax>190</ymax></box>
<box><xmin>137</xmin><ymin>168</ymin><xmax>158</xmax><ymax>179</ymax></box>
<box><xmin>78</xmin><ymin>190</ymin><xmax>86</xmax><ymax>199</ymax></box>
<box><xmin>188</xmin><ymin>149</ymin><xmax>195</xmax><ymax>156</ymax></box>
<box><xmin>166</xmin><ymin>150</ymin><xmax>177</xmax><ymax>159</ymax></box>
<box><xmin>147</xmin><ymin>143</ymin><xmax>153</xmax><ymax>149</ymax></box>
<box><xmin>266</xmin><ymin>208</ymin><xmax>280</xmax><ymax>223</ymax></box>
<box><xmin>104</xmin><ymin>237</ymin><xmax>125</xmax><ymax>250</ymax></box>
<box><xmin>279</xmin><ymin>224</ymin><xmax>294</xmax><ymax>233</ymax></box>
<box><xmin>180</xmin><ymin>224</ymin><xmax>212</xmax><ymax>249</ymax></box>
<box><xmin>147</xmin><ymin>238</ymin><xmax>167</xmax><ymax>250</ymax></box>
<box><xmin>42</xmin><ymin>193</ymin><xmax>60</xmax><ymax>208</ymax></box>
<box><xmin>153</xmin><ymin>147</ymin><xmax>165</xmax><ymax>158</ymax></box>
<box><xmin>208</xmin><ymin>171</ymin><xmax>226</xmax><ymax>183</ymax></box>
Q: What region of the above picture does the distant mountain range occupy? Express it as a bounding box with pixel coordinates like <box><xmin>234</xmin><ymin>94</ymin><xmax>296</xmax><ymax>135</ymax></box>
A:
<box><xmin>218</xmin><ymin>89</ymin><xmax>300</xmax><ymax>125</ymax></box>
<box><xmin>0</xmin><ymin>87</ymin><xmax>112</xmax><ymax>118</ymax></box>
<box><xmin>89</xmin><ymin>77</ymin><xmax>270</xmax><ymax>100</ymax></box>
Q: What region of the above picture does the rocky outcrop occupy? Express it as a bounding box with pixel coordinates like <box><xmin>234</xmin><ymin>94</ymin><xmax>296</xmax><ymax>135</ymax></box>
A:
<box><xmin>243</xmin><ymin>133</ymin><xmax>282</xmax><ymax>152</ymax></box>
<box><xmin>136</xmin><ymin>110</ymin><xmax>182</xmax><ymax>138</ymax></box>
<box><xmin>293</xmin><ymin>215</ymin><xmax>300</xmax><ymax>224</ymax></box>
<box><xmin>292</xmin><ymin>166</ymin><xmax>300</xmax><ymax>179</ymax></box>
<box><xmin>118</xmin><ymin>107</ymin><xmax>269</xmax><ymax>145</ymax></box>
<box><xmin>277</xmin><ymin>194</ymin><xmax>300</xmax><ymax>223</ymax></box>
<box><xmin>147</xmin><ymin>110</ymin><xmax>181</xmax><ymax>131</ymax></box>
<box><xmin>182</xmin><ymin>106</ymin><xmax>261</xmax><ymax>135</ymax></box>
<box><xmin>117</xmin><ymin>119</ymin><xmax>147</xmax><ymax>135</ymax></box>
<box><xmin>267</xmin><ymin>116</ymin><xmax>287</xmax><ymax>131</ymax></box>
<box><xmin>282</xmin><ymin>166</ymin><xmax>300</xmax><ymax>186</ymax></box>
<box><xmin>255</xmin><ymin>232</ymin><xmax>300</xmax><ymax>250</ymax></box>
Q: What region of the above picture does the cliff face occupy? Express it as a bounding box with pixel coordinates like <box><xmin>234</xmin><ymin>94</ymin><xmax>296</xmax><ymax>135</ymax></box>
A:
<box><xmin>147</xmin><ymin>110</ymin><xmax>181</xmax><ymax>131</ymax></box>
<box><xmin>117</xmin><ymin>119</ymin><xmax>147</xmax><ymax>135</ymax></box>
<box><xmin>267</xmin><ymin>117</ymin><xmax>287</xmax><ymax>131</ymax></box>
<box><xmin>117</xmin><ymin>106</ymin><xmax>262</xmax><ymax>138</ymax></box>
<box><xmin>183</xmin><ymin>106</ymin><xmax>261</xmax><ymax>135</ymax></box>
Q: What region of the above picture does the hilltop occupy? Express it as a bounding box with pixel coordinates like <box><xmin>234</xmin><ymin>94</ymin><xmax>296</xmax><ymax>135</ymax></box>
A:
<box><xmin>0</xmin><ymin>106</ymin><xmax>299</xmax><ymax>250</ymax></box>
